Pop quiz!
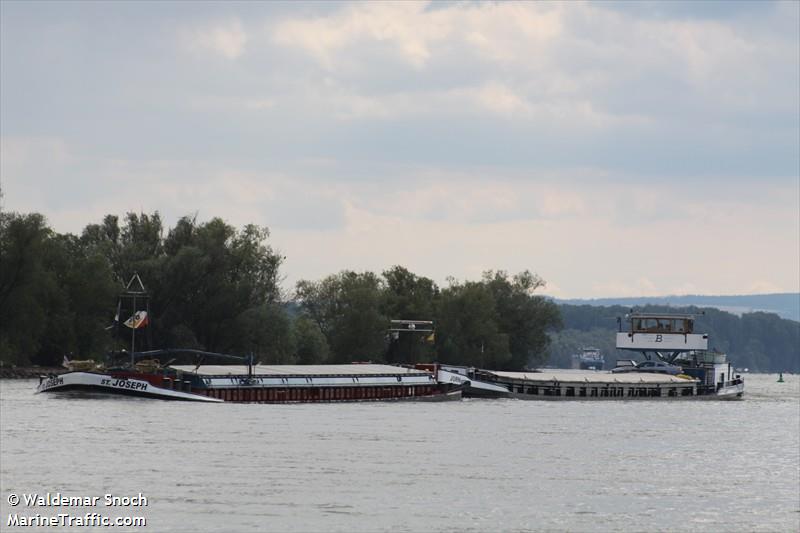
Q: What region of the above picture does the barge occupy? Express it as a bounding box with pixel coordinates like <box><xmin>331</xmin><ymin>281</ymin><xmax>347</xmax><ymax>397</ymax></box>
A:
<box><xmin>447</xmin><ymin>312</ymin><xmax>744</xmax><ymax>400</ymax></box>
<box><xmin>168</xmin><ymin>363</ymin><xmax>460</xmax><ymax>402</ymax></box>
<box><xmin>36</xmin><ymin>277</ymin><xmax>460</xmax><ymax>403</ymax></box>
<box><xmin>37</xmin><ymin>358</ymin><xmax>462</xmax><ymax>403</ymax></box>
<box><xmin>460</xmin><ymin>368</ymin><xmax>701</xmax><ymax>400</ymax></box>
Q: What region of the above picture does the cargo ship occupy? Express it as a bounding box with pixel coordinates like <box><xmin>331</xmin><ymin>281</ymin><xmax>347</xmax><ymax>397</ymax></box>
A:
<box><xmin>36</xmin><ymin>278</ymin><xmax>461</xmax><ymax>403</ymax></box>
<box><xmin>448</xmin><ymin>312</ymin><xmax>744</xmax><ymax>400</ymax></box>
<box><xmin>37</xmin><ymin>353</ymin><xmax>461</xmax><ymax>403</ymax></box>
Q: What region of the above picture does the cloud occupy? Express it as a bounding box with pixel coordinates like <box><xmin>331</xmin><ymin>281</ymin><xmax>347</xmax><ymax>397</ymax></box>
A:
<box><xmin>1</xmin><ymin>2</ymin><xmax>797</xmax><ymax>298</ymax></box>
<box><xmin>0</xmin><ymin>137</ymin><xmax>347</xmax><ymax>233</ymax></box>
<box><xmin>2</xmin><ymin>136</ymin><xmax>797</xmax><ymax>297</ymax></box>
<box><xmin>273</xmin><ymin>2</ymin><xmax>451</xmax><ymax>69</ymax></box>
<box><xmin>182</xmin><ymin>18</ymin><xmax>247</xmax><ymax>59</ymax></box>
<box><xmin>468</xmin><ymin>82</ymin><xmax>532</xmax><ymax>116</ymax></box>
<box><xmin>270</xmin><ymin>1</ymin><xmax>796</xmax><ymax>133</ymax></box>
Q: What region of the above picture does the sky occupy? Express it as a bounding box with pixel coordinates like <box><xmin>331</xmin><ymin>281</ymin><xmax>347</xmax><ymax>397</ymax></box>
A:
<box><xmin>1</xmin><ymin>0</ymin><xmax>798</xmax><ymax>298</ymax></box>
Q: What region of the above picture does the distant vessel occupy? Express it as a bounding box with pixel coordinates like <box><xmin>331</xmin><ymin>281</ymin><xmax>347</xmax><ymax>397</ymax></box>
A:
<box><xmin>572</xmin><ymin>347</ymin><xmax>604</xmax><ymax>370</ymax></box>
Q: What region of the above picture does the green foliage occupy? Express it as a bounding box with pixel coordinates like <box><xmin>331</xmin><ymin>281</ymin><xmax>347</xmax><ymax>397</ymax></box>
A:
<box><xmin>435</xmin><ymin>270</ymin><xmax>560</xmax><ymax>369</ymax></box>
<box><xmin>0</xmin><ymin>213</ymin><xmax>117</xmax><ymax>366</ymax></box>
<box><xmin>148</xmin><ymin>216</ymin><xmax>284</xmax><ymax>353</ymax></box>
<box><xmin>0</xmin><ymin>211</ymin><xmax>290</xmax><ymax>366</ymax></box>
<box><xmin>293</xmin><ymin>267</ymin><xmax>560</xmax><ymax>368</ymax></box>
<box><xmin>436</xmin><ymin>280</ymin><xmax>510</xmax><ymax>368</ymax></box>
<box><xmin>483</xmin><ymin>270</ymin><xmax>561</xmax><ymax>368</ymax></box>
<box><xmin>234</xmin><ymin>303</ymin><xmax>295</xmax><ymax>364</ymax></box>
<box><xmin>295</xmin><ymin>271</ymin><xmax>388</xmax><ymax>363</ymax></box>
<box><xmin>293</xmin><ymin>316</ymin><xmax>330</xmax><ymax>364</ymax></box>
<box><xmin>0</xmin><ymin>213</ymin><xmax>53</xmax><ymax>365</ymax></box>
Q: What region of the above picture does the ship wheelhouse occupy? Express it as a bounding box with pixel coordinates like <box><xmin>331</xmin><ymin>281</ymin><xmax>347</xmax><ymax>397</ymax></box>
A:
<box><xmin>616</xmin><ymin>312</ymin><xmax>708</xmax><ymax>363</ymax></box>
<box><xmin>630</xmin><ymin>315</ymin><xmax>694</xmax><ymax>335</ymax></box>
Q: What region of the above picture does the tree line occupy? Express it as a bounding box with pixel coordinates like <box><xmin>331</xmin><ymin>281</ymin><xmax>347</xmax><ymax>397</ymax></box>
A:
<box><xmin>0</xmin><ymin>211</ymin><xmax>560</xmax><ymax>369</ymax></box>
<box><xmin>3</xmin><ymin>210</ymin><xmax>795</xmax><ymax>372</ymax></box>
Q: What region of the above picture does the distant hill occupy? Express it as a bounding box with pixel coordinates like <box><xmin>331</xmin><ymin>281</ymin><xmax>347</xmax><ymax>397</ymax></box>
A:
<box><xmin>555</xmin><ymin>293</ymin><xmax>799</xmax><ymax>322</ymax></box>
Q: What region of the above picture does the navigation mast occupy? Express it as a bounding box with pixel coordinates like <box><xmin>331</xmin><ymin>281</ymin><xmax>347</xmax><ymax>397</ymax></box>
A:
<box><xmin>120</xmin><ymin>273</ymin><xmax>150</xmax><ymax>367</ymax></box>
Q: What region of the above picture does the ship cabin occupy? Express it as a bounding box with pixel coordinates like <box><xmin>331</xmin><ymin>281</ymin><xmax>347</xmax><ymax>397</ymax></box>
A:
<box><xmin>617</xmin><ymin>312</ymin><xmax>708</xmax><ymax>353</ymax></box>
<box><xmin>627</xmin><ymin>313</ymin><xmax>695</xmax><ymax>334</ymax></box>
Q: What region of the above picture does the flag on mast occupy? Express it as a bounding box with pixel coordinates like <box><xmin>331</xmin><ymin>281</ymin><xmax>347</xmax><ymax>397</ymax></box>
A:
<box><xmin>124</xmin><ymin>311</ymin><xmax>149</xmax><ymax>329</ymax></box>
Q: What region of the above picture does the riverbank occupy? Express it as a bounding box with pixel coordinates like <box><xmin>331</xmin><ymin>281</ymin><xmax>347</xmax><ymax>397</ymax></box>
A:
<box><xmin>0</xmin><ymin>367</ymin><xmax>66</xmax><ymax>379</ymax></box>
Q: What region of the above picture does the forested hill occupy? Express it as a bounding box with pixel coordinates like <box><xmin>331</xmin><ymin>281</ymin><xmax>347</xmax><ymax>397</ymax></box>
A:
<box><xmin>557</xmin><ymin>294</ymin><xmax>800</xmax><ymax>322</ymax></box>
<box><xmin>548</xmin><ymin>304</ymin><xmax>800</xmax><ymax>373</ymax></box>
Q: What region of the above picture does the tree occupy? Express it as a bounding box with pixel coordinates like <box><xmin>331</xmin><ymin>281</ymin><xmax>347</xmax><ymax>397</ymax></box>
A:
<box><xmin>435</xmin><ymin>271</ymin><xmax>560</xmax><ymax>369</ymax></box>
<box><xmin>295</xmin><ymin>271</ymin><xmax>387</xmax><ymax>363</ymax></box>
<box><xmin>151</xmin><ymin>217</ymin><xmax>284</xmax><ymax>355</ymax></box>
<box><xmin>235</xmin><ymin>303</ymin><xmax>295</xmax><ymax>364</ymax></box>
<box><xmin>0</xmin><ymin>213</ymin><xmax>53</xmax><ymax>365</ymax></box>
<box><xmin>483</xmin><ymin>270</ymin><xmax>561</xmax><ymax>368</ymax></box>
<box><xmin>436</xmin><ymin>279</ymin><xmax>510</xmax><ymax>368</ymax></box>
<box><xmin>293</xmin><ymin>316</ymin><xmax>330</xmax><ymax>364</ymax></box>
<box><xmin>0</xmin><ymin>213</ymin><xmax>117</xmax><ymax>366</ymax></box>
<box><xmin>80</xmin><ymin>212</ymin><xmax>286</xmax><ymax>360</ymax></box>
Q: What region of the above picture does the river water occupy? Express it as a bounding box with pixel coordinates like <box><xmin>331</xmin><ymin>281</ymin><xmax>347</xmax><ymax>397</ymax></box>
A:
<box><xmin>1</xmin><ymin>374</ymin><xmax>798</xmax><ymax>532</ymax></box>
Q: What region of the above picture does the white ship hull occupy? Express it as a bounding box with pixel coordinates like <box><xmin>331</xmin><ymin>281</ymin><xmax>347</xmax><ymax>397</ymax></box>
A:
<box><xmin>36</xmin><ymin>372</ymin><xmax>222</xmax><ymax>402</ymax></box>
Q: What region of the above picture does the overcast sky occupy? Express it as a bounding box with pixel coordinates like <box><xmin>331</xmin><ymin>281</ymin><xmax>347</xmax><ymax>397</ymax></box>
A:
<box><xmin>1</xmin><ymin>1</ymin><xmax>798</xmax><ymax>298</ymax></box>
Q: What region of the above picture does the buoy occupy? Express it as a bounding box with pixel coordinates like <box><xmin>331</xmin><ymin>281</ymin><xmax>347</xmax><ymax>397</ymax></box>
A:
<box><xmin>777</xmin><ymin>372</ymin><xmax>784</xmax><ymax>383</ymax></box>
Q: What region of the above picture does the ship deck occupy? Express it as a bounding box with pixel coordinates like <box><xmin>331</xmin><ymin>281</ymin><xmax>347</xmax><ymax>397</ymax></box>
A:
<box><xmin>166</xmin><ymin>363</ymin><xmax>444</xmax><ymax>402</ymax></box>
<box><xmin>169</xmin><ymin>363</ymin><xmax>430</xmax><ymax>377</ymax></box>
<box><xmin>475</xmin><ymin>369</ymin><xmax>699</xmax><ymax>400</ymax></box>
<box><xmin>486</xmin><ymin>370</ymin><xmax>694</xmax><ymax>385</ymax></box>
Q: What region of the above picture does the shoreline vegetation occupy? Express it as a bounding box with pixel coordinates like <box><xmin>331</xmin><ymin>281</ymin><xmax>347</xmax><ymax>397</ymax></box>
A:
<box><xmin>0</xmin><ymin>367</ymin><xmax>66</xmax><ymax>379</ymax></box>
<box><xmin>1</xmin><ymin>210</ymin><xmax>797</xmax><ymax>373</ymax></box>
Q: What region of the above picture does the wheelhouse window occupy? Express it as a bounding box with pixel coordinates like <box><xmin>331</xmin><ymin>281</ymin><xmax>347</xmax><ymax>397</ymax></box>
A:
<box><xmin>630</xmin><ymin>315</ymin><xmax>694</xmax><ymax>334</ymax></box>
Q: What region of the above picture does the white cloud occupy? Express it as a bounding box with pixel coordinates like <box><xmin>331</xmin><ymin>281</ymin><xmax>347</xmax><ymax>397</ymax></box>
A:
<box><xmin>3</xmin><ymin>140</ymin><xmax>797</xmax><ymax>297</ymax></box>
<box><xmin>182</xmin><ymin>18</ymin><xmax>248</xmax><ymax>59</ymax></box>
<box><xmin>469</xmin><ymin>82</ymin><xmax>532</xmax><ymax>116</ymax></box>
<box><xmin>273</xmin><ymin>2</ymin><xmax>453</xmax><ymax>69</ymax></box>
<box><xmin>270</xmin><ymin>1</ymin><xmax>796</xmax><ymax>129</ymax></box>
<box><xmin>2</xmin><ymin>2</ymin><xmax>797</xmax><ymax>299</ymax></box>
